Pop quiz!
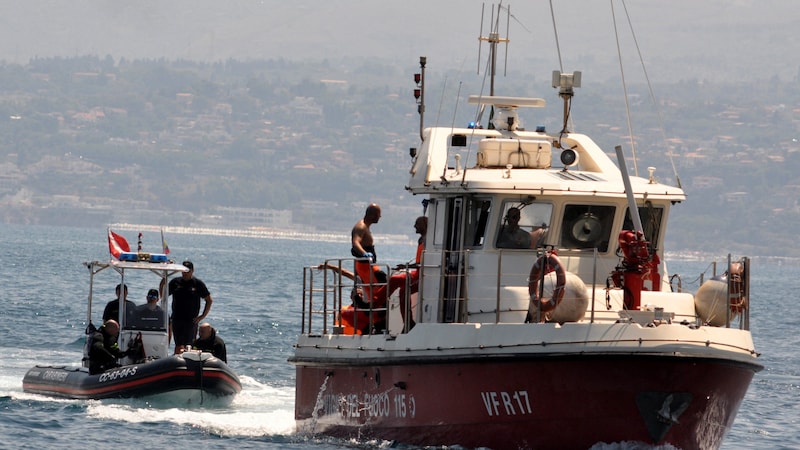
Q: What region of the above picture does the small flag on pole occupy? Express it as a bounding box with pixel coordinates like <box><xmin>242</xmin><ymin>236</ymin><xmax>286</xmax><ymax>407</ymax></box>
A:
<box><xmin>161</xmin><ymin>228</ymin><xmax>170</xmax><ymax>255</ymax></box>
<box><xmin>108</xmin><ymin>229</ymin><xmax>130</xmax><ymax>259</ymax></box>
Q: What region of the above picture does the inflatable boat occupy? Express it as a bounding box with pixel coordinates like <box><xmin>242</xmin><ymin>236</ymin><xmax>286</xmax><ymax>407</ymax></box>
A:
<box><xmin>23</xmin><ymin>351</ymin><xmax>240</xmax><ymax>403</ymax></box>
<box><xmin>22</xmin><ymin>231</ymin><xmax>241</xmax><ymax>405</ymax></box>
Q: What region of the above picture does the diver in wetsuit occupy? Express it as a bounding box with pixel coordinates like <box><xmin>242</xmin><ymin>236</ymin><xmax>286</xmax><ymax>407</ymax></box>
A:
<box><xmin>88</xmin><ymin>320</ymin><xmax>128</xmax><ymax>374</ymax></box>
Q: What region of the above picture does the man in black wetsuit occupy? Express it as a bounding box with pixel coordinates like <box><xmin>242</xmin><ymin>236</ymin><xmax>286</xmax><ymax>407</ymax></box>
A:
<box><xmin>192</xmin><ymin>322</ymin><xmax>227</xmax><ymax>362</ymax></box>
<box><xmin>162</xmin><ymin>260</ymin><xmax>213</xmax><ymax>353</ymax></box>
<box><xmin>88</xmin><ymin>320</ymin><xmax>127</xmax><ymax>374</ymax></box>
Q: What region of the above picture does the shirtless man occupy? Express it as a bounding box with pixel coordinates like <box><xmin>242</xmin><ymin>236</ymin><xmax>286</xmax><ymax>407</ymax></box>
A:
<box><xmin>345</xmin><ymin>204</ymin><xmax>418</xmax><ymax>332</ymax></box>
<box><xmin>351</xmin><ymin>203</ymin><xmax>382</xmax><ymax>262</ymax></box>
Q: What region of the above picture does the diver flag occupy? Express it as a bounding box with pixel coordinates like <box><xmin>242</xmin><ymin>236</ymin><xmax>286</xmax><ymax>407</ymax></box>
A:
<box><xmin>161</xmin><ymin>228</ymin><xmax>170</xmax><ymax>255</ymax></box>
<box><xmin>108</xmin><ymin>229</ymin><xmax>130</xmax><ymax>259</ymax></box>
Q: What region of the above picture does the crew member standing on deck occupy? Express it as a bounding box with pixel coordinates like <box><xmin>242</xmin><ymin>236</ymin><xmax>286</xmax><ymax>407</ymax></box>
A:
<box><xmin>351</xmin><ymin>203</ymin><xmax>382</xmax><ymax>265</ymax></box>
<box><xmin>405</xmin><ymin>215</ymin><xmax>428</xmax><ymax>296</ymax></box>
<box><xmin>161</xmin><ymin>260</ymin><xmax>213</xmax><ymax>352</ymax></box>
<box><xmin>348</xmin><ymin>203</ymin><xmax>413</xmax><ymax>331</ymax></box>
<box><xmin>351</xmin><ymin>203</ymin><xmax>397</xmax><ymax>286</ymax></box>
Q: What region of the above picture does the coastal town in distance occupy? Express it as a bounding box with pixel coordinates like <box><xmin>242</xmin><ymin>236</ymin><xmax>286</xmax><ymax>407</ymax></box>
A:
<box><xmin>0</xmin><ymin>56</ymin><xmax>798</xmax><ymax>257</ymax></box>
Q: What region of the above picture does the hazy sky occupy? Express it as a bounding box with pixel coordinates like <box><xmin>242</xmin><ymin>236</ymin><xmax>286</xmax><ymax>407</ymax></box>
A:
<box><xmin>0</xmin><ymin>1</ymin><xmax>796</xmax><ymax>83</ymax></box>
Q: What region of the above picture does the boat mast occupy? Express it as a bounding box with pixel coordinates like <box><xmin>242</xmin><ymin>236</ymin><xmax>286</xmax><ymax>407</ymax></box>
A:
<box><xmin>474</xmin><ymin>3</ymin><xmax>510</xmax><ymax>130</ymax></box>
<box><xmin>477</xmin><ymin>3</ymin><xmax>509</xmax><ymax>97</ymax></box>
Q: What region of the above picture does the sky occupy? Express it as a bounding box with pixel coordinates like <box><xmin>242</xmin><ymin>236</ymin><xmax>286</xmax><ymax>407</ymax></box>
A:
<box><xmin>0</xmin><ymin>1</ymin><xmax>797</xmax><ymax>83</ymax></box>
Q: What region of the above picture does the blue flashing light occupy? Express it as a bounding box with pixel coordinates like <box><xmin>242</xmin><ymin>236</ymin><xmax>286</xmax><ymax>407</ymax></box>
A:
<box><xmin>535</xmin><ymin>125</ymin><xmax>546</xmax><ymax>133</ymax></box>
<box><xmin>149</xmin><ymin>253</ymin><xmax>168</xmax><ymax>263</ymax></box>
<box><xmin>119</xmin><ymin>252</ymin><xmax>138</xmax><ymax>261</ymax></box>
<box><xmin>118</xmin><ymin>252</ymin><xmax>168</xmax><ymax>263</ymax></box>
<box><xmin>468</xmin><ymin>121</ymin><xmax>477</xmax><ymax>129</ymax></box>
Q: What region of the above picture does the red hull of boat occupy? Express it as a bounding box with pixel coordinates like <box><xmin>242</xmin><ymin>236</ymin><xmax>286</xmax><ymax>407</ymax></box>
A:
<box><xmin>294</xmin><ymin>356</ymin><xmax>757</xmax><ymax>449</ymax></box>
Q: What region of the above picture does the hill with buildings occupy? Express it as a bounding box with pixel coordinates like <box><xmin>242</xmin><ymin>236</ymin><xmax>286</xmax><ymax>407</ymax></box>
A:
<box><xmin>0</xmin><ymin>56</ymin><xmax>798</xmax><ymax>257</ymax></box>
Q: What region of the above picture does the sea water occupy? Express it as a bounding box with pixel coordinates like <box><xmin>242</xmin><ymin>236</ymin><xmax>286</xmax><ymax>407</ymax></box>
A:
<box><xmin>0</xmin><ymin>224</ymin><xmax>797</xmax><ymax>449</ymax></box>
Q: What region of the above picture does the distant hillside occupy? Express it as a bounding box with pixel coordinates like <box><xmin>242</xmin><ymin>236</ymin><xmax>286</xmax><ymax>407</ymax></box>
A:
<box><xmin>0</xmin><ymin>56</ymin><xmax>799</xmax><ymax>257</ymax></box>
<box><xmin>0</xmin><ymin>1</ymin><xmax>797</xmax><ymax>83</ymax></box>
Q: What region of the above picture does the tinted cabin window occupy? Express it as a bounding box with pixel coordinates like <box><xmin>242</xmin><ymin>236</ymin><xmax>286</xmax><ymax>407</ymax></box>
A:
<box><xmin>466</xmin><ymin>198</ymin><xmax>492</xmax><ymax>247</ymax></box>
<box><xmin>451</xmin><ymin>134</ymin><xmax>467</xmax><ymax>147</ymax></box>
<box><xmin>432</xmin><ymin>199</ymin><xmax>444</xmax><ymax>247</ymax></box>
<box><xmin>623</xmin><ymin>203</ymin><xmax>664</xmax><ymax>250</ymax></box>
<box><xmin>431</xmin><ymin>197</ymin><xmax>493</xmax><ymax>248</ymax></box>
<box><xmin>560</xmin><ymin>205</ymin><xmax>615</xmax><ymax>251</ymax></box>
<box><xmin>496</xmin><ymin>202</ymin><xmax>553</xmax><ymax>249</ymax></box>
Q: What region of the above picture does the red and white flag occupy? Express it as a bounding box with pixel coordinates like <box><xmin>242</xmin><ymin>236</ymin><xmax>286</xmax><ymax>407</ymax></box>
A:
<box><xmin>108</xmin><ymin>229</ymin><xmax>130</xmax><ymax>259</ymax></box>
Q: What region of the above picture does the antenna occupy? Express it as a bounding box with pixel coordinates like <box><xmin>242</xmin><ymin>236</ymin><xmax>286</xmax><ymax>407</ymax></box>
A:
<box><xmin>414</xmin><ymin>56</ymin><xmax>427</xmax><ymax>142</ymax></box>
<box><xmin>477</xmin><ymin>3</ymin><xmax>485</xmax><ymax>73</ymax></box>
<box><xmin>477</xmin><ymin>2</ymin><xmax>510</xmax><ymax>97</ymax></box>
<box><xmin>504</xmin><ymin>4</ymin><xmax>510</xmax><ymax>77</ymax></box>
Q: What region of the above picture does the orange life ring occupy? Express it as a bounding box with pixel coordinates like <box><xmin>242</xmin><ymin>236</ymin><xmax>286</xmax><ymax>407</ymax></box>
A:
<box><xmin>528</xmin><ymin>253</ymin><xmax>567</xmax><ymax>313</ymax></box>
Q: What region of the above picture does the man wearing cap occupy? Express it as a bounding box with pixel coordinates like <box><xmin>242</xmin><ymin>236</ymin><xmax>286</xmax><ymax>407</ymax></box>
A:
<box><xmin>134</xmin><ymin>288</ymin><xmax>165</xmax><ymax>329</ymax></box>
<box><xmin>161</xmin><ymin>260</ymin><xmax>213</xmax><ymax>352</ymax></box>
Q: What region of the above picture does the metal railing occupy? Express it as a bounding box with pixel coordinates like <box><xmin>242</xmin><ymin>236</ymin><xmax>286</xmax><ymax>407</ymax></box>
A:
<box><xmin>300</xmin><ymin>252</ymin><xmax>752</xmax><ymax>333</ymax></box>
<box><xmin>301</xmin><ymin>257</ymin><xmax>391</xmax><ymax>336</ymax></box>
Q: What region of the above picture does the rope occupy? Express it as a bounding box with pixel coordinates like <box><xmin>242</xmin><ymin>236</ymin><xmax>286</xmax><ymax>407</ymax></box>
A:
<box><xmin>619</xmin><ymin>0</ymin><xmax>682</xmax><ymax>188</ymax></box>
<box><xmin>548</xmin><ymin>0</ymin><xmax>564</xmax><ymax>73</ymax></box>
<box><xmin>611</xmin><ymin>0</ymin><xmax>639</xmax><ymax>177</ymax></box>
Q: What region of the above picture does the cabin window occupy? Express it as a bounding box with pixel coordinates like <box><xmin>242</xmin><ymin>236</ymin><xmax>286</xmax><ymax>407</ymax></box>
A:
<box><xmin>496</xmin><ymin>201</ymin><xmax>553</xmax><ymax>249</ymax></box>
<box><xmin>623</xmin><ymin>202</ymin><xmax>664</xmax><ymax>250</ymax></box>
<box><xmin>465</xmin><ymin>198</ymin><xmax>492</xmax><ymax>247</ymax></box>
<box><xmin>560</xmin><ymin>204</ymin><xmax>615</xmax><ymax>251</ymax></box>
<box><xmin>431</xmin><ymin>199</ymin><xmax>444</xmax><ymax>247</ymax></box>
<box><xmin>430</xmin><ymin>197</ymin><xmax>492</xmax><ymax>249</ymax></box>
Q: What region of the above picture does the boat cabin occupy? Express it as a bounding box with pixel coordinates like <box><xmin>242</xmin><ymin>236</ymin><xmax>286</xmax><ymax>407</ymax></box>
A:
<box><xmin>301</xmin><ymin>95</ymin><xmax>748</xmax><ymax>336</ymax></box>
<box><xmin>83</xmin><ymin>258</ymin><xmax>188</xmax><ymax>366</ymax></box>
